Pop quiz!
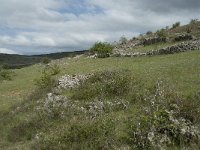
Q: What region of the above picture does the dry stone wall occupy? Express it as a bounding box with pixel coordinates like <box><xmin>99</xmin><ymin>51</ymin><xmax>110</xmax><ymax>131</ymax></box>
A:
<box><xmin>113</xmin><ymin>40</ymin><xmax>200</xmax><ymax>57</ymax></box>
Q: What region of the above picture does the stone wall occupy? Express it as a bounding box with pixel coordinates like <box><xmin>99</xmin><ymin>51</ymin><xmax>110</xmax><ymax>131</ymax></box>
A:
<box><xmin>174</xmin><ymin>34</ymin><xmax>193</xmax><ymax>42</ymax></box>
<box><xmin>147</xmin><ymin>40</ymin><xmax>200</xmax><ymax>55</ymax></box>
<box><xmin>113</xmin><ymin>40</ymin><xmax>200</xmax><ymax>57</ymax></box>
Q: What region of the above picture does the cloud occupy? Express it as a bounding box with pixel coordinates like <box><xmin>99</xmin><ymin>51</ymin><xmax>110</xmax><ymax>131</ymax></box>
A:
<box><xmin>0</xmin><ymin>48</ymin><xmax>19</xmax><ymax>54</ymax></box>
<box><xmin>0</xmin><ymin>0</ymin><xmax>199</xmax><ymax>54</ymax></box>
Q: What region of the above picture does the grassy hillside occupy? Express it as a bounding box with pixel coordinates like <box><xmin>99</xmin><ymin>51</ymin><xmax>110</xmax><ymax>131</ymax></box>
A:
<box><xmin>0</xmin><ymin>49</ymin><xmax>200</xmax><ymax>149</ymax></box>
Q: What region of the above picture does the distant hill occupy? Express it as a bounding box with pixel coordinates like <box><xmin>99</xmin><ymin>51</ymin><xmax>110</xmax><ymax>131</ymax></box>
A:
<box><xmin>0</xmin><ymin>50</ymin><xmax>86</xmax><ymax>69</ymax></box>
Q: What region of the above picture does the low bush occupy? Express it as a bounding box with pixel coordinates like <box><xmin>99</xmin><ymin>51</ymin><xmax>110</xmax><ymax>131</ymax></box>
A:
<box><xmin>0</xmin><ymin>69</ymin><xmax>14</xmax><ymax>81</ymax></box>
<box><xmin>49</xmin><ymin>64</ymin><xmax>61</xmax><ymax>76</ymax></box>
<box><xmin>172</xmin><ymin>22</ymin><xmax>181</xmax><ymax>29</ymax></box>
<box><xmin>42</xmin><ymin>57</ymin><xmax>51</xmax><ymax>64</ymax></box>
<box><xmin>34</xmin><ymin>71</ymin><xmax>55</xmax><ymax>89</ymax></box>
<box><xmin>90</xmin><ymin>42</ymin><xmax>113</xmax><ymax>58</ymax></box>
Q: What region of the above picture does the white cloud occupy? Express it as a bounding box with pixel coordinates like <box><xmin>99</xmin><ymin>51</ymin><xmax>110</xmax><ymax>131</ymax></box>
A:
<box><xmin>0</xmin><ymin>0</ymin><xmax>199</xmax><ymax>54</ymax></box>
<box><xmin>0</xmin><ymin>48</ymin><xmax>18</xmax><ymax>54</ymax></box>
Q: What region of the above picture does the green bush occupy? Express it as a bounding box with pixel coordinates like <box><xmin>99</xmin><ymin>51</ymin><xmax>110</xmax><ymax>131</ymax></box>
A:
<box><xmin>49</xmin><ymin>64</ymin><xmax>61</xmax><ymax>76</ymax></box>
<box><xmin>0</xmin><ymin>69</ymin><xmax>13</xmax><ymax>81</ymax></box>
<box><xmin>35</xmin><ymin>71</ymin><xmax>55</xmax><ymax>89</ymax></box>
<box><xmin>156</xmin><ymin>29</ymin><xmax>167</xmax><ymax>38</ymax></box>
<box><xmin>90</xmin><ymin>42</ymin><xmax>113</xmax><ymax>58</ymax></box>
<box><xmin>42</xmin><ymin>57</ymin><xmax>51</xmax><ymax>64</ymax></box>
<box><xmin>172</xmin><ymin>22</ymin><xmax>181</xmax><ymax>29</ymax></box>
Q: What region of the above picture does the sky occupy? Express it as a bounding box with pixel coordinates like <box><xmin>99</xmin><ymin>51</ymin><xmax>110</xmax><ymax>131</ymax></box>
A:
<box><xmin>0</xmin><ymin>0</ymin><xmax>199</xmax><ymax>55</ymax></box>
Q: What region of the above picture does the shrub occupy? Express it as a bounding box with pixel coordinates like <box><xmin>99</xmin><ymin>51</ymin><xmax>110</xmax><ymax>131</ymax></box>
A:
<box><xmin>90</xmin><ymin>42</ymin><xmax>113</xmax><ymax>58</ymax></box>
<box><xmin>156</xmin><ymin>29</ymin><xmax>167</xmax><ymax>38</ymax></box>
<box><xmin>2</xmin><ymin>64</ymin><xmax>10</xmax><ymax>69</ymax></box>
<box><xmin>172</xmin><ymin>22</ymin><xmax>181</xmax><ymax>29</ymax></box>
<box><xmin>119</xmin><ymin>36</ymin><xmax>128</xmax><ymax>44</ymax></box>
<box><xmin>35</xmin><ymin>71</ymin><xmax>55</xmax><ymax>89</ymax></box>
<box><xmin>190</xmin><ymin>19</ymin><xmax>198</xmax><ymax>24</ymax></box>
<box><xmin>42</xmin><ymin>57</ymin><xmax>51</xmax><ymax>64</ymax></box>
<box><xmin>146</xmin><ymin>31</ymin><xmax>153</xmax><ymax>35</ymax></box>
<box><xmin>49</xmin><ymin>64</ymin><xmax>61</xmax><ymax>76</ymax></box>
<box><xmin>0</xmin><ymin>69</ymin><xmax>13</xmax><ymax>81</ymax></box>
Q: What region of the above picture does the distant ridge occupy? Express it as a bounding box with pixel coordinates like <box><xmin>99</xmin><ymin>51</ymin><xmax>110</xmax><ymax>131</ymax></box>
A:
<box><xmin>0</xmin><ymin>50</ymin><xmax>86</xmax><ymax>69</ymax></box>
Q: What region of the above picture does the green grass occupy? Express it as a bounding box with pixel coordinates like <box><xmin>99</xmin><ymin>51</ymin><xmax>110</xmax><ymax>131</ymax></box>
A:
<box><xmin>0</xmin><ymin>65</ymin><xmax>43</xmax><ymax>112</ymax></box>
<box><xmin>61</xmin><ymin>51</ymin><xmax>200</xmax><ymax>96</ymax></box>
<box><xmin>0</xmin><ymin>50</ymin><xmax>200</xmax><ymax>149</ymax></box>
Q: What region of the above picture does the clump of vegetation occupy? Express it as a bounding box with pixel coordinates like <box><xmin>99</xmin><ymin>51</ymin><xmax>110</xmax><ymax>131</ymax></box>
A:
<box><xmin>42</xmin><ymin>57</ymin><xmax>51</xmax><ymax>64</ymax></box>
<box><xmin>49</xmin><ymin>64</ymin><xmax>61</xmax><ymax>75</ymax></box>
<box><xmin>119</xmin><ymin>36</ymin><xmax>128</xmax><ymax>44</ymax></box>
<box><xmin>90</xmin><ymin>42</ymin><xmax>113</xmax><ymax>58</ymax></box>
<box><xmin>127</xmin><ymin>81</ymin><xmax>200</xmax><ymax>149</ymax></box>
<box><xmin>156</xmin><ymin>29</ymin><xmax>167</xmax><ymax>38</ymax></box>
<box><xmin>34</xmin><ymin>67</ymin><xmax>57</xmax><ymax>89</ymax></box>
<box><xmin>0</xmin><ymin>65</ymin><xmax>14</xmax><ymax>81</ymax></box>
<box><xmin>35</xmin><ymin>71</ymin><xmax>54</xmax><ymax>89</ymax></box>
<box><xmin>146</xmin><ymin>31</ymin><xmax>153</xmax><ymax>35</ymax></box>
<box><xmin>172</xmin><ymin>22</ymin><xmax>181</xmax><ymax>29</ymax></box>
<box><xmin>190</xmin><ymin>19</ymin><xmax>198</xmax><ymax>25</ymax></box>
<box><xmin>34</xmin><ymin>64</ymin><xmax>60</xmax><ymax>88</ymax></box>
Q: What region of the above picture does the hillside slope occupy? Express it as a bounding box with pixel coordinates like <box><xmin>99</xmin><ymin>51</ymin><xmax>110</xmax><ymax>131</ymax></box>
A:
<box><xmin>1</xmin><ymin>50</ymin><xmax>200</xmax><ymax>149</ymax></box>
<box><xmin>0</xmin><ymin>21</ymin><xmax>200</xmax><ymax>149</ymax></box>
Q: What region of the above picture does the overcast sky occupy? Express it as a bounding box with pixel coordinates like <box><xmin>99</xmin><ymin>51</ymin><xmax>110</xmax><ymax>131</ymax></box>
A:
<box><xmin>0</xmin><ymin>0</ymin><xmax>199</xmax><ymax>55</ymax></box>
